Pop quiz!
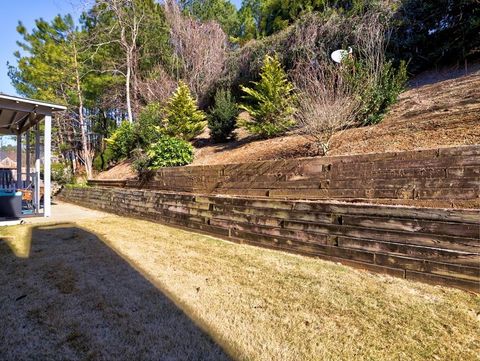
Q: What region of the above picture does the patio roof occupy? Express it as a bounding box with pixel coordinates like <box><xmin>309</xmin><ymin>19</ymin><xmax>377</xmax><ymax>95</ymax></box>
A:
<box><xmin>0</xmin><ymin>93</ymin><xmax>67</xmax><ymax>135</ymax></box>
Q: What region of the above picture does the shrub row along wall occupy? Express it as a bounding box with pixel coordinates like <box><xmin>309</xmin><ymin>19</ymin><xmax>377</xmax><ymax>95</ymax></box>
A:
<box><xmin>59</xmin><ymin>187</ymin><xmax>480</xmax><ymax>292</ymax></box>
<box><xmin>90</xmin><ymin>145</ymin><xmax>480</xmax><ymax>209</ymax></box>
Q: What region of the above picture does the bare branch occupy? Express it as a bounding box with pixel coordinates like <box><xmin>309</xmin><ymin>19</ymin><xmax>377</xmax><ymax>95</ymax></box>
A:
<box><xmin>164</xmin><ymin>0</ymin><xmax>228</xmax><ymax>106</ymax></box>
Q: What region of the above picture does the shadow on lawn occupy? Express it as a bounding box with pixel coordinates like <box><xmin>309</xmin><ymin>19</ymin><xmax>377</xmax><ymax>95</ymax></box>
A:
<box><xmin>0</xmin><ymin>224</ymin><xmax>231</xmax><ymax>361</ymax></box>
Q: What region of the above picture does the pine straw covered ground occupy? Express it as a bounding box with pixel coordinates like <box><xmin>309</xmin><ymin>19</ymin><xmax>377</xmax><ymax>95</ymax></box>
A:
<box><xmin>1</xmin><ymin>211</ymin><xmax>479</xmax><ymax>360</ymax></box>
<box><xmin>96</xmin><ymin>67</ymin><xmax>480</xmax><ymax>179</ymax></box>
<box><xmin>192</xmin><ymin>68</ymin><xmax>480</xmax><ymax>165</ymax></box>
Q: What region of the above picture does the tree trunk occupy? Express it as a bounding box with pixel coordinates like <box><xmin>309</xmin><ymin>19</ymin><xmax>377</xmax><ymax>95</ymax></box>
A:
<box><xmin>121</xmin><ymin>26</ymin><xmax>134</xmax><ymax>123</ymax></box>
<box><xmin>73</xmin><ymin>41</ymin><xmax>93</xmax><ymax>179</ymax></box>
<box><xmin>125</xmin><ymin>54</ymin><xmax>133</xmax><ymax>123</ymax></box>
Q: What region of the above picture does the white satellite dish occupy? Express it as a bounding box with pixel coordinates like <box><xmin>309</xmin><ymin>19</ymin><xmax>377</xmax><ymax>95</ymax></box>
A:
<box><xmin>331</xmin><ymin>47</ymin><xmax>353</xmax><ymax>64</ymax></box>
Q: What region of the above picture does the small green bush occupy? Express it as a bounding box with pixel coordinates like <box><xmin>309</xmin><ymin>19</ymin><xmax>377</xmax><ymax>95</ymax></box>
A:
<box><xmin>239</xmin><ymin>54</ymin><xmax>296</xmax><ymax>138</ymax></box>
<box><xmin>208</xmin><ymin>88</ymin><xmax>238</xmax><ymax>142</ymax></box>
<box><xmin>133</xmin><ymin>135</ymin><xmax>194</xmax><ymax>171</ymax></box>
<box><xmin>93</xmin><ymin>147</ymin><xmax>115</xmax><ymax>171</ymax></box>
<box><xmin>348</xmin><ymin>60</ymin><xmax>408</xmax><ymax>125</ymax></box>
<box><xmin>64</xmin><ymin>183</ymin><xmax>90</xmax><ymax>189</ymax></box>
<box><xmin>137</xmin><ymin>102</ymin><xmax>164</xmax><ymax>146</ymax></box>
<box><xmin>161</xmin><ymin>81</ymin><xmax>207</xmax><ymax>141</ymax></box>
<box><xmin>51</xmin><ymin>162</ymin><xmax>73</xmax><ymax>185</ymax></box>
<box><xmin>105</xmin><ymin>121</ymin><xmax>138</xmax><ymax>161</ymax></box>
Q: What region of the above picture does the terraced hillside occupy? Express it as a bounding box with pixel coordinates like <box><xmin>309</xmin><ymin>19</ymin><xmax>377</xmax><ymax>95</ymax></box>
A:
<box><xmin>330</xmin><ymin>69</ymin><xmax>480</xmax><ymax>157</ymax></box>
<box><xmin>97</xmin><ymin>69</ymin><xmax>479</xmax><ymax>179</ymax></box>
<box><xmin>191</xmin><ymin>69</ymin><xmax>480</xmax><ymax>165</ymax></box>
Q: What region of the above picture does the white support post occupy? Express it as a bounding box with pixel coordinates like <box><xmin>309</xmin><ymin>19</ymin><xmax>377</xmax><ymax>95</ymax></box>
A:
<box><xmin>34</xmin><ymin>124</ymin><xmax>41</xmax><ymax>214</ymax></box>
<box><xmin>44</xmin><ymin>114</ymin><xmax>52</xmax><ymax>217</ymax></box>
<box><xmin>16</xmin><ymin>132</ymin><xmax>22</xmax><ymax>189</ymax></box>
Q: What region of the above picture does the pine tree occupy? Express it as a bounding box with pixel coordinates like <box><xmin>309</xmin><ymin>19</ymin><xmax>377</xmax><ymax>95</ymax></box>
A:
<box><xmin>208</xmin><ymin>88</ymin><xmax>238</xmax><ymax>142</ymax></box>
<box><xmin>161</xmin><ymin>81</ymin><xmax>207</xmax><ymax>141</ymax></box>
<box><xmin>180</xmin><ymin>0</ymin><xmax>240</xmax><ymax>39</ymax></box>
<box><xmin>239</xmin><ymin>54</ymin><xmax>296</xmax><ymax>138</ymax></box>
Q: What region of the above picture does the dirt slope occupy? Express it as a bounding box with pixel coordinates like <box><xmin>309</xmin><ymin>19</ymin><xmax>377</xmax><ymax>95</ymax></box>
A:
<box><xmin>95</xmin><ymin>159</ymin><xmax>136</xmax><ymax>180</ymax></box>
<box><xmin>97</xmin><ymin>68</ymin><xmax>479</xmax><ymax>178</ymax></box>
<box><xmin>193</xmin><ymin>69</ymin><xmax>480</xmax><ymax>165</ymax></box>
<box><xmin>329</xmin><ymin>69</ymin><xmax>480</xmax><ymax>157</ymax></box>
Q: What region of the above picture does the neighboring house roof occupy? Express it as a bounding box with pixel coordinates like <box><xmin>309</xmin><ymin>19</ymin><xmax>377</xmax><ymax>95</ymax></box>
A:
<box><xmin>0</xmin><ymin>157</ymin><xmax>16</xmax><ymax>168</ymax></box>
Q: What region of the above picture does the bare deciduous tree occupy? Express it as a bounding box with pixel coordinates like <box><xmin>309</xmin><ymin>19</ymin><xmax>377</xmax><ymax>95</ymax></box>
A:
<box><xmin>164</xmin><ymin>0</ymin><xmax>228</xmax><ymax>106</ymax></box>
<box><xmin>71</xmin><ymin>34</ymin><xmax>95</xmax><ymax>178</ymax></box>
<box><xmin>292</xmin><ymin>63</ymin><xmax>359</xmax><ymax>155</ymax></box>
<box><xmin>91</xmin><ymin>0</ymin><xmax>145</xmax><ymax>123</ymax></box>
<box><xmin>353</xmin><ymin>12</ymin><xmax>388</xmax><ymax>89</ymax></box>
<box><xmin>138</xmin><ymin>66</ymin><xmax>177</xmax><ymax>105</ymax></box>
<box><xmin>291</xmin><ymin>12</ymin><xmax>389</xmax><ymax>155</ymax></box>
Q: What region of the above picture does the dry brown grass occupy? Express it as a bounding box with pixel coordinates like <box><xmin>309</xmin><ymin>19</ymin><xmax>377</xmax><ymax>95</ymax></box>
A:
<box><xmin>1</xmin><ymin>214</ymin><xmax>479</xmax><ymax>360</ymax></box>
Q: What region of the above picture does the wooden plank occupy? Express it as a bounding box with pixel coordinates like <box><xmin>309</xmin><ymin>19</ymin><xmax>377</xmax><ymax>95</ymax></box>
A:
<box><xmin>371</xmin><ymin>155</ymin><xmax>480</xmax><ymax>170</ymax></box>
<box><xmin>292</xmin><ymin>201</ymin><xmax>480</xmax><ymax>224</ymax></box>
<box><xmin>424</xmin><ymin>260</ymin><xmax>480</xmax><ymax>281</ymax></box>
<box><xmin>268</xmin><ymin>188</ymin><xmax>332</xmax><ymax>199</ymax></box>
<box><xmin>342</xmin><ymin>215</ymin><xmax>480</xmax><ymax>238</ymax></box>
<box><xmin>337</xmin><ymin>236</ymin><xmax>480</xmax><ymax>266</ymax></box>
<box><xmin>329</xmin><ymin>178</ymin><xmax>478</xmax><ymax>190</ymax></box>
<box><xmin>415</xmin><ymin>188</ymin><xmax>478</xmax><ymax>200</ymax></box>
<box><xmin>230</xmin><ymin>229</ymin><xmax>376</xmax><ymax>264</ymax></box>
<box><xmin>405</xmin><ymin>270</ymin><xmax>479</xmax><ymax>292</ymax></box>
<box><xmin>283</xmin><ymin>220</ymin><xmax>480</xmax><ymax>252</ymax></box>
<box><xmin>369</xmin><ymin>168</ymin><xmax>447</xmax><ymax>180</ymax></box>
<box><xmin>213</xmin><ymin>204</ymin><xmax>334</xmax><ymax>224</ymax></box>
<box><xmin>210</xmin><ymin>218</ymin><xmax>330</xmax><ymax>244</ymax></box>
<box><xmin>88</xmin><ymin>180</ymin><xmax>127</xmax><ymax>188</ymax></box>
<box><xmin>447</xmin><ymin>166</ymin><xmax>480</xmax><ymax>178</ymax></box>
<box><xmin>438</xmin><ymin>145</ymin><xmax>480</xmax><ymax>157</ymax></box>
<box><xmin>204</xmin><ymin>197</ymin><xmax>294</xmax><ymax>211</ymax></box>
<box><xmin>212</xmin><ymin>188</ymin><xmax>269</xmax><ymax>197</ymax></box>
<box><xmin>374</xmin><ymin>253</ymin><xmax>480</xmax><ymax>282</ymax></box>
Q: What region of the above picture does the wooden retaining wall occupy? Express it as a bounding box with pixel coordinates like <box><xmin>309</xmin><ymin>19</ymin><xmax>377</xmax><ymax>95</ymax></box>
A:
<box><xmin>59</xmin><ymin>187</ymin><xmax>480</xmax><ymax>292</ymax></box>
<box><xmin>89</xmin><ymin>145</ymin><xmax>480</xmax><ymax>208</ymax></box>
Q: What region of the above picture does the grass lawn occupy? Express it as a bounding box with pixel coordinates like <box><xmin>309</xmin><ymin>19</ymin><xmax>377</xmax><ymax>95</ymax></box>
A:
<box><xmin>1</xmin><ymin>215</ymin><xmax>479</xmax><ymax>360</ymax></box>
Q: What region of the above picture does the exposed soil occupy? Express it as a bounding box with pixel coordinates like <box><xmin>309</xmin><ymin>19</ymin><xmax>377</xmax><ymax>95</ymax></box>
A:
<box><xmin>192</xmin><ymin>68</ymin><xmax>480</xmax><ymax>165</ymax></box>
<box><xmin>95</xmin><ymin>159</ymin><xmax>136</xmax><ymax>180</ymax></box>
<box><xmin>328</xmin><ymin>68</ymin><xmax>480</xmax><ymax>157</ymax></box>
<box><xmin>96</xmin><ymin>67</ymin><xmax>479</xmax><ymax>177</ymax></box>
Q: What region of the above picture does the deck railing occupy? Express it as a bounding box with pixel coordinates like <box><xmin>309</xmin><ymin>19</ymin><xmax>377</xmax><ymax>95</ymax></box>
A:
<box><xmin>0</xmin><ymin>169</ymin><xmax>15</xmax><ymax>190</ymax></box>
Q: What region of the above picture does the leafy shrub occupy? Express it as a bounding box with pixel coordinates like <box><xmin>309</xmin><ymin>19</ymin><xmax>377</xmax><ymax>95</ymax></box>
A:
<box><xmin>161</xmin><ymin>81</ymin><xmax>207</xmax><ymax>141</ymax></box>
<box><xmin>93</xmin><ymin>147</ymin><xmax>115</xmax><ymax>171</ymax></box>
<box><xmin>208</xmin><ymin>88</ymin><xmax>238</xmax><ymax>142</ymax></box>
<box><xmin>105</xmin><ymin>121</ymin><xmax>138</xmax><ymax>161</ymax></box>
<box><xmin>239</xmin><ymin>54</ymin><xmax>296</xmax><ymax>138</ymax></box>
<box><xmin>133</xmin><ymin>135</ymin><xmax>194</xmax><ymax>171</ymax></box>
<box><xmin>348</xmin><ymin>59</ymin><xmax>408</xmax><ymax>125</ymax></box>
<box><xmin>51</xmin><ymin>162</ymin><xmax>73</xmax><ymax>185</ymax></box>
<box><xmin>64</xmin><ymin>183</ymin><xmax>90</xmax><ymax>189</ymax></box>
<box><xmin>137</xmin><ymin>102</ymin><xmax>164</xmax><ymax>146</ymax></box>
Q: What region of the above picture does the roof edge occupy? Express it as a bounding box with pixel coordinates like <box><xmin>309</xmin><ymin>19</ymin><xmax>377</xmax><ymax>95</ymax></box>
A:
<box><xmin>0</xmin><ymin>93</ymin><xmax>67</xmax><ymax>111</ymax></box>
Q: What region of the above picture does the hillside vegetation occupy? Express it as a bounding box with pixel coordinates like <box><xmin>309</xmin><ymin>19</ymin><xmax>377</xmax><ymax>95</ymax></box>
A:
<box><xmin>7</xmin><ymin>0</ymin><xmax>478</xmax><ymax>182</ymax></box>
<box><xmin>97</xmin><ymin>67</ymin><xmax>480</xmax><ymax>179</ymax></box>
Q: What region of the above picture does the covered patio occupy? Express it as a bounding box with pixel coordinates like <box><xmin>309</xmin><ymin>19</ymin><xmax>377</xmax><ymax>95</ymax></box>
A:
<box><xmin>0</xmin><ymin>93</ymin><xmax>66</xmax><ymax>220</ymax></box>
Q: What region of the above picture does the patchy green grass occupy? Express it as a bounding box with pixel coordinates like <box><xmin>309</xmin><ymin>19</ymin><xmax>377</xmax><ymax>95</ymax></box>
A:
<box><xmin>1</xmin><ymin>215</ymin><xmax>479</xmax><ymax>361</ymax></box>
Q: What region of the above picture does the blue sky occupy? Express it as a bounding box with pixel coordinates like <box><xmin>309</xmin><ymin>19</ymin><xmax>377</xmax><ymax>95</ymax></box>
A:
<box><xmin>0</xmin><ymin>1</ymin><xmax>77</xmax><ymax>95</ymax></box>
<box><xmin>0</xmin><ymin>0</ymin><xmax>242</xmax><ymax>96</ymax></box>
